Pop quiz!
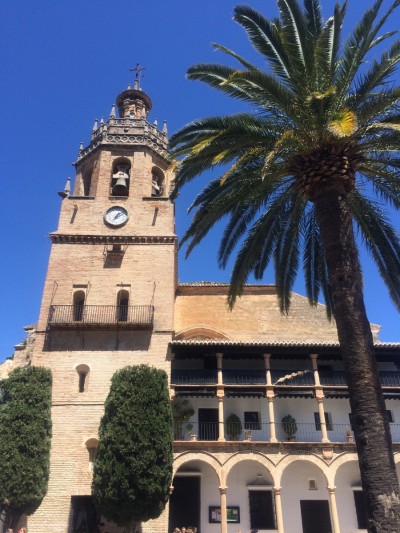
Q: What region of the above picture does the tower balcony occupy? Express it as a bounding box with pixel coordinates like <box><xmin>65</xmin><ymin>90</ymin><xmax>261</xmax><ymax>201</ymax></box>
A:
<box><xmin>76</xmin><ymin>116</ymin><xmax>168</xmax><ymax>162</ymax></box>
<box><xmin>47</xmin><ymin>304</ymin><xmax>154</xmax><ymax>329</ymax></box>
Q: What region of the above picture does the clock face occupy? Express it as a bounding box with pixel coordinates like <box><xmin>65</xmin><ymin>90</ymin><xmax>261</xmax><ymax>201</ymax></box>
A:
<box><xmin>104</xmin><ymin>206</ymin><xmax>129</xmax><ymax>227</ymax></box>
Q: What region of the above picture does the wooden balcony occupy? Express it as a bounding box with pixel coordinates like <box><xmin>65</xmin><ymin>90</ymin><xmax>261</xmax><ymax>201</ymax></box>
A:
<box><xmin>47</xmin><ymin>304</ymin><xmax>154</xmax><ymax>329</ymax></box>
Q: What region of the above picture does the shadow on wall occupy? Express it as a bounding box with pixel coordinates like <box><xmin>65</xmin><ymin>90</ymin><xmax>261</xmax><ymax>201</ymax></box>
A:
<box><xmin>43</xmin><ymin>330</ymin><xmax>153</xmax><ymax>351</ymax></box>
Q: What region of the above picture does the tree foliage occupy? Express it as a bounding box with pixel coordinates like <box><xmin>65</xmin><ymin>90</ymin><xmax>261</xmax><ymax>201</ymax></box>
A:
<box><xmin>92</xmin><ymin>365</ymin><xmax>173</xmax><ymax>528</ymax></box>
<box><xmin>170</xmin><ymin>0</ymin><xmax>400</xmax><ymax>316</ymax></box>
<box><xmin>0</xmin><ymin>366</ymin><xmax>52</xmax><ymax>529</ymax></box>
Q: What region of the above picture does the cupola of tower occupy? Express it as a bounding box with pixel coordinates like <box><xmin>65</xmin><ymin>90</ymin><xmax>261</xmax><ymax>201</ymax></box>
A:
<box><xmin>75</xmin><ymin>65</ymin><xmax>169</xmax><ymax>166</ymax></box>
<box><xmin>116</xmin><ymin>64</ymin><xmax>152</xmax><ymax>119</ymax></box>
<box><xmin>116</xmin><ymin>79</ymin><xmax>152</xmax><ymax>119</ymax></box>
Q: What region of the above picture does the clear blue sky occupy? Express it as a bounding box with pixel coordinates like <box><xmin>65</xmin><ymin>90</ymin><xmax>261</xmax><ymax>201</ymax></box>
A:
<box><xmin>0</xmin><ymin>0</ymin><xmax>399</xmax><ymax>362</ymax></box>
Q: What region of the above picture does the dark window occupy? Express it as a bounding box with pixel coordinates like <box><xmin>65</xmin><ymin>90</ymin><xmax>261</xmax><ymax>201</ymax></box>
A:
<box><xmin>78</xmin><ymin>372</ymin><xmax>87</xmax><ymax>393</ymax></box>
<box><xmin>117</xmin><ymin>290</ymin><xmax>129</xmax><ymax>321</ymax></box>
<box><xmin>204</xmin><ymin>356</ymin><xmax>217</xmax><ymax>370</ymax></box>
<box><xmin>354</xmin><ymin>490</ymin><xmax>368</xmax><ymax>529</ymax></box>
<box><xmin>314</xmin><ymin>412</ymin><xmax>333</xmax><ymax>431</ymax></box>
<box><xmin>249</xmin><ymin>490</ymin><xmax>275</xmax><ymax>529</ymax></box>
<box><xmin>244</xmin><ymin>411</ymin><xmax>261</xmax><ymax>430</ymax></box>
<box><xmin>73</xmin><ymin>291</ymin><xmax>85</xmax><ymax>321</ymax></box>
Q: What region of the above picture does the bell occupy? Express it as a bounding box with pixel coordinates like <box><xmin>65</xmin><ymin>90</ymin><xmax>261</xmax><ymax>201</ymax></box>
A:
<box><xmin>112</xmin><ymin>171</ymin><xmax>129</xmax><ymax>196</ymax></box>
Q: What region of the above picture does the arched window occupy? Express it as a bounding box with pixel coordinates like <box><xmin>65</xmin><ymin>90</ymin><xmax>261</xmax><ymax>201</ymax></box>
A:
<box><xmin>85</xmin><ymin>438</ymin><xmax>99</xmax><ymax>472</ymax></box>
<box><xmin>73</xmin><ymin>291</ymin><xmax>85</xmax><ymax>321</ymax></box>
<box><xmin>76</xmin><ymin>364</ymin><xmax>90</xmax><ymax>393</ymax></box>
<box><xmin>151</xmin><ymin>167</ymin><xmax>165</xmax><ymax>197</ymax></box>
<box><xmin>83</xmin><ymin>172</ymin><xmax>92</xmax><ymax>196</ymax></box>
<box><xmin>117</xmin><ymin>290</ymin><xmax>129</xmax><ymax>322</ymax></box>
<box><xmin>111</xmin><ymin>158</ymin><xmax>131</xmax><ymax>197</ymax></box>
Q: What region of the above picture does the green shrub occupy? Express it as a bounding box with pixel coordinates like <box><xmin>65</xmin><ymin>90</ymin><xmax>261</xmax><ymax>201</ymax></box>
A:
<box><xmin>92</xmin><ymin>365</ymin><xmax>173</xmax><ymax>528</ymax></box>
<box><xmin>0</xmin><ymin>366</ymin><xmax>52</xmax><ymax>529</ymax></box>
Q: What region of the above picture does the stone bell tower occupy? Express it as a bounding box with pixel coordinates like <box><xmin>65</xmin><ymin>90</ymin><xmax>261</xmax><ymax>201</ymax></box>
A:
<box><xmin>28</xmin><ymin>71</ymin><xmax>176</xmax><ymax>533</ymax></box>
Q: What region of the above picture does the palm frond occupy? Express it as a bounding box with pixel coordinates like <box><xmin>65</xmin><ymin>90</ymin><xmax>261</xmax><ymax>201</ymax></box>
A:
<box><xmin>304</xmin><ymin>0</ymin><xmax>323</xmax><ymax>36</ymax></box>
<box><xmin>276</xmin><ymin>0</ymin><xmax>308</xmax><ymax>72</ymax></box>
<box><xmin>233</xmin><ymin>5</ymin><xmax>291</xmax><ymax>80</ymax></box>
<box><xmin>273</xmin><ymin>192</ymin><xmax>305</xmax><ymax>312</ymax></box>
<box><xmin>357</xmin><ymin>163</ymin><xmax>400</xmax><ymax>208</ymax></box>
<box><xmin>335</xmin><ymin>0</ymin><xmax>386</xmax><ymax>103</ymax></box>
<box><xmin>328</xmin><ymin>109</ymin><xmax>358</xmax><ymax>137</ymax></box>
<box><xmin>349</xmin><ymin>192</ymin><xmax>400</xmax><ymax>310</ymax></box>
<box><xmin>302</xmin><ymin>207</ymin><xmax>322</xmax><ymax>305</ymax></box>
<box><xmin>226</xmin><ymin>190</ymin><xmax>295</xmax><ymax>308</ymax></box>
<box><xmin>352</xmin><ymin>40</ymin><xmax>400</xmax><ymax>105</ymax></box>
<box><xmin>212</xmin><ymin>43</ymin><xmax>257</xmax><ymax>70</ymax></box>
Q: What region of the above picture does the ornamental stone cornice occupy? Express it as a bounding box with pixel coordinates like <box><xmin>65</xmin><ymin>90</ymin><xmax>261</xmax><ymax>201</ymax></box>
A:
<box><xmin>75</xmin><ymin>117</ymin><xmax>170</xmax><ymax>164</ymax></box>
<box><xmin>50</xmin><ymin>233</ymin><xmax>177</xmax><ymax>245</ymax></box>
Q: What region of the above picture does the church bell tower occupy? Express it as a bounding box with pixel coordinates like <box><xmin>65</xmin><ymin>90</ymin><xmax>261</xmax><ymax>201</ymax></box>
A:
<box><xmin>29</xmin><ymin>71</ymin><xmax>176</xmax><ymax>532</ymax></box>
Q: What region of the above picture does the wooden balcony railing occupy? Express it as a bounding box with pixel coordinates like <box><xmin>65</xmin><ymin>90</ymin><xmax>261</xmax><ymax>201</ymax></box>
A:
<box><xmin>48</xmin><ymin>305</ymin><xmax>154</xmax><ymax>329</ymax></box>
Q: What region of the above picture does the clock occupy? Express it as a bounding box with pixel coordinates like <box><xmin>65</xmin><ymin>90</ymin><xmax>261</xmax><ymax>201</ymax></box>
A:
<box><xmin>104</xmin><ymin>206</ymin><xmax>129</xmax><ymax>227</ymax></box>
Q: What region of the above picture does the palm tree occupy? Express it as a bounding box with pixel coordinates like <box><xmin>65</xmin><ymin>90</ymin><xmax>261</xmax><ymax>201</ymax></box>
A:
<box><xmin>169</xmin><ymin>0</ymin><xmax>400</xmax><ymax>530</ymax></box>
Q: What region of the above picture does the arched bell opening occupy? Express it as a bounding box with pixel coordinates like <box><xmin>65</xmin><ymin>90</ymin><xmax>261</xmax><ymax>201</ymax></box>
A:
<box><xmin>111</xmin><ymin>157</ymin><xmax>131</xmax><ymax>197</ymax></box>
<box><xmin>151</xmin><ymin>166</ymin><xmax>165</xmax><ymax>197</ymax></box>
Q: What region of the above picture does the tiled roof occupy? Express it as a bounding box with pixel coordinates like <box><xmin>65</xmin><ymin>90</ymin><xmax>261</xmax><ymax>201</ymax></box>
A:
<box><xmin>170</xmin><ymin>339</ymin><xmax>400</xmax><ymax>349</ymax></box>
<box><xmin>178</xmin><ymin>282</ymin><xmax>275</xmax><ymax>287</ymax></box>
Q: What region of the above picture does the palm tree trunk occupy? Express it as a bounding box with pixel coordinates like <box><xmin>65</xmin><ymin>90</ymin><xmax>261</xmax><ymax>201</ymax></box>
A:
<box><xmin>314</xmin><ymin>187</ymin><xmax>400</xmax><ymax>532</ymax></box>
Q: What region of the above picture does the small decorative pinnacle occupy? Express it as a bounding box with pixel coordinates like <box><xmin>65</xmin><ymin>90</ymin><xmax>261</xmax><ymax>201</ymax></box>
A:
<box><xmin>109</xmin><ymin>105</ymin><xmax>116</xmax><ymax>118</ymax></box>
<box><xmin>129</xmin><ymin>63</ymin><xmax>145</xmax><ymax>89</ymax></box>
<box><xmin>162</xmin><ymin>120</ymin><xmax>168</xmax><ymax>135</ymax></box>
<box><xmin>100</xmin><ymin>117</ymin><xmax>104</xmax><ymax>125</ymax></box>
<box><xmin>79</xmin><ymin>141</ymin><xmax>84</xmax><ymax>153</ymax></box>
<box><xmin>153</xmin><ymin>118</ymin><xmax>158</xmax><ymax>127</ymax></box>
<box><xmin>58</xmin><ymin>177</ymin><xmax>71</xmax><ymax>198</ymax></box>
<box><xmin>92</xmin><ymin>119</ymin><xmax>98</xmax><ymax>131</ymax></box>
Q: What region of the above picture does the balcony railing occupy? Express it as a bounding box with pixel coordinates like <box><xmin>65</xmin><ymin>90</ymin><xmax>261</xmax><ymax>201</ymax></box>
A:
<box><xmin>223</xmin><ymin>370</ymin><xmax>266</xmax><ymax>385</ymax></box>
<box><xmin>379</xmin><ymin>371</ymin><xmax>400</xmax><ymax>387</ymax></box>
<box><xmin>48</xmin><ymin>305</ymin><xmax>154</xmax><ymax>328</ymax></box>
<box><xmin>171</xmin><ymin>369</ymin><xmax>400</xmax><ymax>388</ymax></box>
<box><xmin>174</xmin><ymin>421</ymin><xmax>400</xmax><ymax>444</ymax></box>
<box><xmin>171</xmin><ymin>369</ymin><xmax>217</xmax><ymax>385</ymax></box>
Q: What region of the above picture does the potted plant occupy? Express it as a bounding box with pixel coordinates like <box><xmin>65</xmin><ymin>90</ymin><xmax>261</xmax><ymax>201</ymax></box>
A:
<box><xmin>226</xmin><ymin>413</ymin><xmax>242</xmax><ymax>440</ymax></box>
<box><xmin>172</xmin><ymin>398</ymin><xmax>195</xmax><ymax>439</ymax></box>
<box><xmin>345</xmin><ymin>425</ymin><xmax>354</xmax><ymax>443</ymax></box>
<box><xmin>282</xmin><ymin>414</ymin><xmax>297</xmax><ymax>441</ymax></box>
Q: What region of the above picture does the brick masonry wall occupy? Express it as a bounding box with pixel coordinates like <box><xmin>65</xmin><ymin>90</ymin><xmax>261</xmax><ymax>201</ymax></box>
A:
<box><xmin>174</xmin><ymin>285</ymin><xmax>341</xmax><ymax>343</ymax></box>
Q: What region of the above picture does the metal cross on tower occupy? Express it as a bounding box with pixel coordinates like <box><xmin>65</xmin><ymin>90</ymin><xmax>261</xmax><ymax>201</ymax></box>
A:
<box><xmin>129</xmin><ymin>63</ymin><xmax>145</xmax><ymax>87</ymax></box>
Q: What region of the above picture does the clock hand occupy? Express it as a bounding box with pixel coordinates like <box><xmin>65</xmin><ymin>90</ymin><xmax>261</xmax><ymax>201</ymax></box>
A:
<box><xmin>114</xmin><ymin>212</ymin><xmax>123</xmax><ymax>220</ymax></box>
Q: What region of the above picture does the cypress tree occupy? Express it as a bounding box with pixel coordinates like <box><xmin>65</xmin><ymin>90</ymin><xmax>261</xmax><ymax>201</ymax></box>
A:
<box><xmin>92</xmin><ymin>365</ymin><xmax>173</xmax><ymax>530</ymax></box>
<box><xmin>0</xmin><ymin>366</ymin><xmax>52</xmax><ymax>529</ymax></box>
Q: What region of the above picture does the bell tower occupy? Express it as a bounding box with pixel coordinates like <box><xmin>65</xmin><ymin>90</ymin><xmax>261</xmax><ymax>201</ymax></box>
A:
<box><xmin>29</xmin><ymin>73</ymin><xmax>176</xmax><ymax>532</ymax></box>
